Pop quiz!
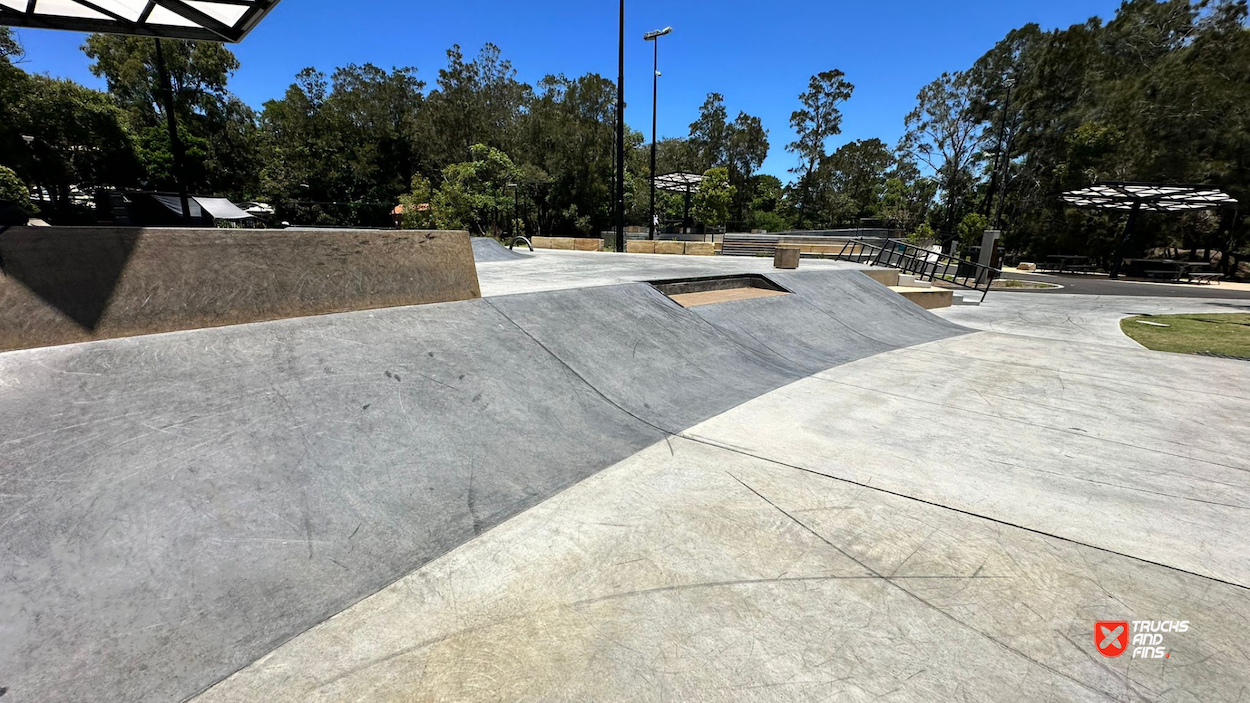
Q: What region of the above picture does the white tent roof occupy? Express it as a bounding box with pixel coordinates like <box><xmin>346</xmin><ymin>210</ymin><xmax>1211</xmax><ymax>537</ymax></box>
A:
<box><xmin>0</xmin><ymin>0</ymin><xmax>280</xmax><ymax>42</ymax></box>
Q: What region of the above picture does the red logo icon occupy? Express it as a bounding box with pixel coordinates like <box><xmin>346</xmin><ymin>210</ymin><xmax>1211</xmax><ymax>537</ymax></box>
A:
<box><xmin>1097</xmin><ymin>621</ymin><xmax>1130</xmax><ymax>658</ymax></box>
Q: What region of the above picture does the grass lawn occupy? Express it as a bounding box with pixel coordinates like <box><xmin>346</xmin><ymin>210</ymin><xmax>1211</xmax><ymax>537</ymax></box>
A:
<box><xmin>1121</xmin><ymin>313</ymin><xmax>1250</xmax><ymax>358</ymax></box>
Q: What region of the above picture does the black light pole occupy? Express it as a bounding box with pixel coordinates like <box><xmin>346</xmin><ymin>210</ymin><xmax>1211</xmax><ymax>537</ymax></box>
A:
<box><xmin>615</xmin><ymin>0</ymin><xmax>626</xmax><ymax>254</ymax></box>
<box><xmin>645</xmin><ymin>26</ymin><xmax>672</xmax><ymax>242</ymax></box>
<box><xmin>507</xmin><ymin>182</ymin><xmax>519</xmax><ymax>237</ymax></box>
<box><xmin>153</xmin><ymin>38</ymin><xmax>192</xmax><ymax>224</ymax></box>
<box><xmin>992</xmin><ymin>77</ymin><xmax>1016</xmax><ymax>231</ymax></box>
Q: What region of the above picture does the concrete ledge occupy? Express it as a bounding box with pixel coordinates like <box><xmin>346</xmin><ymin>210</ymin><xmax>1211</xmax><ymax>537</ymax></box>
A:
<box><xmin>889</xmin><ymin>286</ymin><xmax>954</xmax><ymax>310</ymax></box>
<box><xmin>0</xmin><ymin>227</ymin><xmax>480</xmax><ymax>352</ymax></box>
<box><xmin>627</xmin><ymin>241</ymin><xmax>717</xmax><ymax>256</ymax></box>
<box><xmin>532</xmin><ymin>236</ymin><xmax>599</xmax><ymax>251</ymax></box>
<box><xmin>861</xmin><ymin>269</ymin><xmax>901</xmax><ymax>287</ymax></box>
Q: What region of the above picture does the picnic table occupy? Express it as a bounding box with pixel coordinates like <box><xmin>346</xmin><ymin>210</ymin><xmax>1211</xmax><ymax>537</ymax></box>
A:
<box><xmin>1043</xmin><ymin>255</ymin><xmax>1093</xmax><ymax>274</ymax></box>
<box><xmin>1131</xmin><ymin>259</ymin><xmax>1223</xmax><ymax>284</ymax></box>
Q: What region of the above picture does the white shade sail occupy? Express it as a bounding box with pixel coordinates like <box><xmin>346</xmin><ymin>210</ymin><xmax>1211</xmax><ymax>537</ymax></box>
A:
<box><xmin>1062</xmin><ymin>182</ymin><xmax>1238</xmax><ymax>213</ymax></box>
<box><xmin>0</xmin><ymin>0</ymin><xmax>280</xmax><ymax>42</ymax></box>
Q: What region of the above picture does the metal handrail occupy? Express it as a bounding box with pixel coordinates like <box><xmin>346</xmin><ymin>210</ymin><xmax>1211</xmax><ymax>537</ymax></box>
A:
<box><xmin>834</xmin><ymin>237</ymin><xmax>1002</xmax><ymax>303</ymax></box>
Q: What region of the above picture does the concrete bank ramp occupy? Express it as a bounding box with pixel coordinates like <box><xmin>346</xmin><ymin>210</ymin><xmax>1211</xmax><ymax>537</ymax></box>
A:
<box><xmin>471</xmin><ymin>236</ymin><xmax>529</xmax><ymax>262</ymax></box>
<box><xmin>0</xmin><ymin>270</ymin><xmax>963</xmax><ymax>703</ymax></box>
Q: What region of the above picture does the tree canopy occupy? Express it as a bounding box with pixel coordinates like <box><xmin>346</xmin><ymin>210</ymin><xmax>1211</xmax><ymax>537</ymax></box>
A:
<box><xmin>0</xmin><ymin>1</ymin><xmax>1246</xmax><ymax>273</ymax></box>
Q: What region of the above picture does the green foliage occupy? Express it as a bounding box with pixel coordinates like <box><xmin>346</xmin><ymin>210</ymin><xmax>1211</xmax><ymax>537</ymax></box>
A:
<box><xmin>787</xmin><ymin>70</ymin><xmax>855</xmax><ymax>225</ymax></box>
<box><xmin>909</xmin><ymin>221</ymin><xmax>936</xmax><ymax>245</ymax></box>
<box><xmin>692</xmin><ymin>167</ymin><xmax>736</xmax><ymax>228</ymax></box>
<box><xmin>0</xmin><ymin>165</ymin><xmax>35</xmax><ymax>214</ymax></box>
<box><xmin>398</xmin><ymin>175</ymin><xmax>437</xmax><ymax>229</ymax></box>
<box><xmin>0</xmin><ymin>27</ymin><xmax>22</xmax><ymax>64</ymax></box>
<box><xmin>900</xmin><ymin>72</ymin><xmax>986</xmax><ymax>233</ymax></box>
<box><xmin>431</xmin><ymin>144</ymin><xmax>521</xmax><ymax>234</ymax></box>
<box><xmin>958</xmin><ymin>212</ymin><xmax>990</xmax><ymax>251</ymax></box>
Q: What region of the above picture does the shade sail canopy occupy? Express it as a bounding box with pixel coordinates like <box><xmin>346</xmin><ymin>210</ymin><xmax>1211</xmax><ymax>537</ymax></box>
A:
<box><xmin>655</xmin><ymin>172</ymin><xmax>705</xmax><ymax>194</ymax></box>
<box><xmin>0</xmin><ymin>0</ymin><xmax>280</xmax><ymax>42</ymax></box>
<box><xmin>195</xmin><ymin>196</ymin><xmax>251</xmax><ymax>220</ymax></box>
<box><xmin>1062</xmin><ymin>182</ymin><xmax>1237</xmax><ymax>213</ymax></box>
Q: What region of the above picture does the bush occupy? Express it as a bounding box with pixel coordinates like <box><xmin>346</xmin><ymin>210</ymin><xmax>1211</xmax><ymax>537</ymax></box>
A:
<box><xmin>0</xmin><ymin>165</ymin><xmax>36</xmax><ymax>215</ymax></box>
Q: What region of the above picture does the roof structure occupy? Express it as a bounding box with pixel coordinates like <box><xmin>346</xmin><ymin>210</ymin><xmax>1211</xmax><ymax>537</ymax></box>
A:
<box><xmin>0</xmin><ymin>0</ymin><xmax>280</xmax><ymax>42</ymax></box>
<box><xmin>654</xmin><ymin>172</ymin><xmax>705</xmax><ymax>194</ymax></box>
<box><xmin>1062</xmin><ymin>182</ymin><xmax>1238</xmax><ymax>213</ymax></box>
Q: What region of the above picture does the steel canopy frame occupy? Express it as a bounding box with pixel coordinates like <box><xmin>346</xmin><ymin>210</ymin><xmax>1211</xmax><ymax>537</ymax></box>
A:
<box><xmin>655</xmin><ymin>173</ymin><xmax>704</xmax><ymax>233</ymax></box>
<box><xmin>0</xmin><ymin>0</ymin><xmax>280</xmax><ymax>43</ymax></box>
<box><xmin>1061</xmin><ymin>182</ymin><xmax>1238</xmax><ymax>279</ymax></box>
<box><xmin>1</xmin><ymin>0</ymin><xmax>281</xmax><ymax>224</ymax></box>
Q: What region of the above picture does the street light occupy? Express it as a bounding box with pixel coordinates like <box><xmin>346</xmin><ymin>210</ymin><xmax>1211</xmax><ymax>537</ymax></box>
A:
<box><xmin>644</xmin><ymin>26</ymin><xmax>673</xmax><ymax>242</ymax></box>
<box><xmin>989</xmin><ymin>77</ymin><xmax>1016</xmax><ymax>231</ymax></box>
<box><xmin>614</xmin><ymin>0</ymin><xmax>626</xmax><ymax>254</ymax></box>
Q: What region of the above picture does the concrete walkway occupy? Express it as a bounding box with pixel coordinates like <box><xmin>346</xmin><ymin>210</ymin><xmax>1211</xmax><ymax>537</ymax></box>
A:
<box><xmin>475</xmin><ymin>247</ymin><xmax>854</xmax><ymax>297</ymax></box>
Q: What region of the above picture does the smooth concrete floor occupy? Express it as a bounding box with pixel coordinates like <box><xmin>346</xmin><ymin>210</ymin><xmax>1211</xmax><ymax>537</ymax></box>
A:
<box><xmin>9</xmin><ymin>248</ymin><xmax>1250</xmax><ymax>702</ymax></box>
<box><xmin>194</xmin><ymin>332</ymin><xmax>1250</xmax><ymax>703</ymax></box>
<box><xmin>935</xmin><ymin>292</ymin><xmax>1250</xmax><ymax>347</ymax></box>
<box><xmin>475</xmin><ymin>248</ymin><xmax>855</xmax><ymax>297</ymax></box>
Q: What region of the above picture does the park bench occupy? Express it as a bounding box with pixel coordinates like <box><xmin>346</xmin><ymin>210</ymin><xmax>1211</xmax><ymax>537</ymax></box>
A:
<box><xmin>1144</xmin><ymin>270</ymin><xmax>1183</xmax><ymax>282</ymax></box>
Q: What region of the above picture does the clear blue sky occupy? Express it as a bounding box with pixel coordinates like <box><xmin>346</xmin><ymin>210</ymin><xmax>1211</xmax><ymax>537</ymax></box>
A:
<box><xmin>9</xmin><ymin>0</ymin><xmax>1124</xmax><ymax>180</ymax></box>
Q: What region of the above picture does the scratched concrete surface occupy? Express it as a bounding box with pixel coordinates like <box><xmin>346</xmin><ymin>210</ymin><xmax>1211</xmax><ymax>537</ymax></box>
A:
<box><xmin>0</xmin><ymin>270</ymin><xmax>959</xmax><ymax>703</ymax></box>
<box><xmin>192</xmin><ymin>313</ymin><xmax>1250</xmax><ymax>702</ymax></box>
<box><xmin>4</xmin><ymin>252</ymin><xmax>1249</xmax><ymax>703</ymax></box>
<box><xmin>192</xmin><ymin>390</ymin><xmax>1250</xmax><ymax>702</ymax></box>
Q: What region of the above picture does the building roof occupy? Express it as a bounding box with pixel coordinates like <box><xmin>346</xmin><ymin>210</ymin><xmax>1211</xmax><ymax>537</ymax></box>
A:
<box><xmin>1062</xmin><ymin>182</ymin><xmax>1238</xmax><ymax>213</ymax></box>
<box><xmin>0</xmin><ymin>0</ymin><xmax>281</xmax><ymax>43</ymax></box>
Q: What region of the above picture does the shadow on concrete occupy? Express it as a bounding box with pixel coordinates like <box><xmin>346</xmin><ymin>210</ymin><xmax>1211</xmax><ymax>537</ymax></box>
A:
<box><xmin>0</xmin><ymin>228</ymin><xmax>139</xmax><ymax>331</ymax></box>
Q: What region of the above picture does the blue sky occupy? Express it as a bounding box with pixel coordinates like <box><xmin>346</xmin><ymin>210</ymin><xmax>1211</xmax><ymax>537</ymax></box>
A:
<box><xmin>8</xmin><ymin>0</ymin><xmax>1124</xmax><ymax>179</ymax></box>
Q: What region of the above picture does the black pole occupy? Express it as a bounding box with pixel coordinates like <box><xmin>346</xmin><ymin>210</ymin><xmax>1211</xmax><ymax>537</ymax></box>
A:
<box><xmin>153</xmin><ymin>39</ymin><xmax>192</xmax><ymax>224</ymax></box>
<box><xmin>992</xmin><ymin>81</ymin><xmax>1014</xmax><ymax>231</ymax></box>
<box><xmin>649</xmin><ymin>37</ymin><xmax>659</xmax><ymax>241</ymax></box>
<box><xmin>514</xmin><ymin>185</ymin><xmax>519</xmax><ymax>237</ymax></box>
<box><xmin>615</xmin><ymin>0</ymin><xmax>626</xmax><ymax>254</ymax></box>
<box><xmin>1109</xmin><ymin>202</ymin><xmax>1141</xmax><ymax>280</ymax></box>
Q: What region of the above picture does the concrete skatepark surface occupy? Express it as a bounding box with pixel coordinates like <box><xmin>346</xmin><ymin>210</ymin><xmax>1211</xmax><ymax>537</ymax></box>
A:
<box><xmin>470</xmin><ymin>236</ymin><xmax>530</xmax><ymax>262</ymax></box>
<box><xmin>2</xmin><ymin>247</ymin><xmax>1248</xmax><ymax>702</ymax></box>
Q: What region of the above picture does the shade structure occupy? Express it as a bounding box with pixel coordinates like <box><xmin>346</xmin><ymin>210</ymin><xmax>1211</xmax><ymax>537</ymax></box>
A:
<box><xmin>654</xmin><ymin>172</ymin><xmax>705</xmax><ymax>194</ymax></box>
<box><xmin>0</xmin><ymin>0</ymin><xmax>280</xmax><ymax>42</ymax></box>
<box><xmin>1061</xmin><ymin>182</ymin><xmax>1238</xmax><ymax>279</ymax></box>
<box><xmin>1062</xmin><ymin>182</ymin><xmax>1237</xmax><ymax>213</ymax></box>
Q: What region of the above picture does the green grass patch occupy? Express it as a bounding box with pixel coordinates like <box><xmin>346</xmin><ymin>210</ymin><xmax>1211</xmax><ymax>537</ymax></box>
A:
<box><xmin>1121</xmin><ymin>313</ymin><xmax>1250</xmax><ymax>358</ymax></box>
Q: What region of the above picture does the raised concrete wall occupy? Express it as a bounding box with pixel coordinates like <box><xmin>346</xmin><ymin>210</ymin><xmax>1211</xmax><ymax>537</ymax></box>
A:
<box><xmin>531</xmin><ymin>236</ymin><xmax>603</xmax><ymax>252</ymax></box>
<box><xmin>626</xmin><ymin>240</ymin><xmax>716</xmax><ymax>256</ymax></box>
<box><xmin>0</xmin><ymin>227</ymin><xmax>480</xmax><ymax>352</ymax></box>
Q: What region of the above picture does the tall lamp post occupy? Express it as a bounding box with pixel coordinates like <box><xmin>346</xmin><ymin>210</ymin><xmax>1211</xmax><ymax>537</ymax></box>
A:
<box><xmin>989</xmin><ymin>77</ymin><xmax>1016</xmax><ymax>231</ymax></box>
<box><xmin>644</xmin><ymin>26</ymin><xmax>673</xmax><ymax>242</ymax></box>
<box><xmin>614</xmin><ymin>0</ymin><xmax>626</xmax><ymax>254</ymax></box>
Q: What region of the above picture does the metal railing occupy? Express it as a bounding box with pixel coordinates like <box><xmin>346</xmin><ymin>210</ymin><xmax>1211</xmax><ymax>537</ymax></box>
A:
<box><xmin>833</xmin><ymin>238</ymin><xmax>1002</xmax><ymax>303</ymax></box>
